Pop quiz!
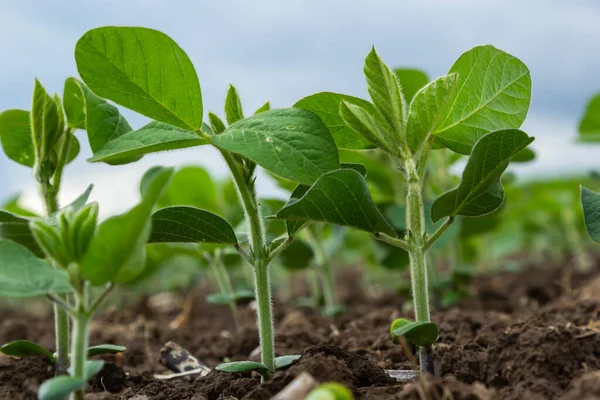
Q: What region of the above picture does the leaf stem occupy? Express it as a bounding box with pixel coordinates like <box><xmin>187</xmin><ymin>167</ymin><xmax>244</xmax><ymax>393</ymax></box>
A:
<box><xmin>425</xmin><ymin>217</ymin><xmax>454</xmax><ymax>250</ymax></box>
<box><xmin>70</xmin><ymin>286</ymin><xmax>90</xmax><ymax>400</ymax></box>
<box><xmin>87</xmin><ymin>283</ymin><xmax>114</xmax><ymax>316</ymax></box>
<box><xmin>374</xmin><ymin>232</ymin><xmax>410</xmax><ymax>251</ymax></box>
<box><xmin>52</xmin><ymin>129</ymin><xmax>73</xmax><ymax>191</ymax></box>
<box><xmin>46</xmin><ymin>293</ymin><xmax>74</xmax><ymax>313</ymax></box>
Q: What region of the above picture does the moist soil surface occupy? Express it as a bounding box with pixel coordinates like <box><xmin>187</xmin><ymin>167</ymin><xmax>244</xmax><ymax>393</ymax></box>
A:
<box><xmin>2</xmin><ymin>259</ymin><xmax>600</xmax><ymax>399</ymax></box>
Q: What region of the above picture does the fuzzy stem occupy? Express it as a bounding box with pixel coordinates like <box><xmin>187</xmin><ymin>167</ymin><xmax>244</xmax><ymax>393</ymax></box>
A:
<box><xmin>220</xmin><ymin>152</ymin><xmax>275</xmax><ymax>378</ymax></box>
<box><xmin>70</xmin><ymin>288</ymin><xmax>90</xmax><ymax>400</ymax></box>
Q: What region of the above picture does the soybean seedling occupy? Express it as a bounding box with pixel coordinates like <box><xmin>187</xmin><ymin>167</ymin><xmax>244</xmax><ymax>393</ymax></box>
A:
<box><xmin>0</xmin><ymin>79</ymin><xmax>125</xmax><ymax>374</ymax></box>
<box><xmin>276</xmin><ymin>45</ymin><xmax>534</xmax><ymax>372</ymax></box>
<box><xmin>70</xmin><ymin>26</ymin><xmax>347</xmax><ymax>379</ymax></box>
<box><xmin>579</xmin><ymin>93</ymin><xmax>600</xmax><ymax>243</ymax></box>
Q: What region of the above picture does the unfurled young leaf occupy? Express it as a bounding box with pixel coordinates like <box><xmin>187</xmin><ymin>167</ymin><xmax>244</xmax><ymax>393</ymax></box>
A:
<box><xmin>276</xmin><ymin>169</ymin><xmax>396</xmax><ymax>236</ymax></box>
<box><xmin>150</xmin><ymin>206</ymin><xmax>238</xmax><ymax>245</ymax></box>
<box><xmin>581</xmin><ymin>186</ymin><xmax>600</xmax><ymax>242</ymax></box>
<box><xmin>0</xmin><ymin>109</ymin><xmax>35</xmax><ymax>167</ymax></box>
<box><xmin>0</xmin><ymin>340</ymin><xmax>54</xmax><ymax>364</ymax></box>
<box><xmin>212</xmin><ymin>108</ymin><xmax>340</xmax><ymax>185</ymax></box>
<box><xmin>254</xmin><ymin>101</ymin><xmax>271</xmax><ymax>115</ymax></box>
<box><xmin>364</xmin><ymin>48</ymin><xmax>406</xmax><ymax>137</ymax></box>
<box><xmin>31</xmin><ymin>79</ymin><xmax>63</xmax><ymax>168</ymax></box>
<box><xmin>81</xmin><ymin>167</ymin><xmax>174</xmax><ymax>285</ymax></box>
<box><xmin>433</xmin><ymin>45</ymin><xmax>531</xmax><ymax>154</ymax></box>
<box><xmin>431</xmin><ymin>129</ymin><xmax>534</xmax><ymax>222</ymax></box>
<box><xmin>394</xmin><ymin>68</ymin><xmax>429</xmax><ymax>102</ymax></box>
<box><xmin>225</xmin><ymin>85</ymin><xmax>244</xmax><ymax>124</ymax></box>
<box><xmin>405</xmin><ymin>74</ymin><xmax>457</xmax><ymax>154</ymax></box>
<box><xmin>209</xmin><ymin>112</ymin><xmax>226</xmax><ymax>134</ymax></box>
<box><xmin>294</xmin><ymin>92</ymin><xmax>376</xmax><ymax>149</ymax></box>
<box><xmin>0</xmin><ymin>240</ymin><xmax>71</xmax><ymax>298</ymax></box>
<box><xmin>88</xmin><ymin>121</ymin><xmax>207</xmax><ymax>164</ymax></box>
<box><xmin>579</xmin><ymin>94</ymin><xmax>600</xmax><ymax>142</ymax></box>
<box><xmin>274</xmin><ymin>355</ymin><xmax>301</xmax><ymax>369</ymax></box>
<box><xmin>75</xmin><ymin>27</ymin><xmax>203</xmax><ymax>131</ymax></box>
<box><xmin>339</xmin><ymin>101</ymin><xmax>392</xmax><ymax>152</ymax></box>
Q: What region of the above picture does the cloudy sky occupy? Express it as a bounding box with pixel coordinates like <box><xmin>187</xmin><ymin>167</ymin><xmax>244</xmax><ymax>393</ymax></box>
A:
<box><xmin>1</xmin><ymin>0</ymin><xmax>599</xmax><ymax>216</ymax></box>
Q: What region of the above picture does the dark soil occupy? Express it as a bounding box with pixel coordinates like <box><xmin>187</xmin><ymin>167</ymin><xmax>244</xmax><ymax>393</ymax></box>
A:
<box><xmin>2</xmin><ymin>259</ymin><xmax>600</xmax><ymax>399</ymax></box>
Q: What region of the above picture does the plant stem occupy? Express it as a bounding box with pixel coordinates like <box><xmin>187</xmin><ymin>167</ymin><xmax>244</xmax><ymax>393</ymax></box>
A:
<box><xmin>70</xmin><ymin>288</ymin><xmax>90</xmax><ymax>400</ymax></box>
<box><xmin>211</xmin><ymin>251</ymin><xmax>239</xmax><ymax>329</ymax></box>
<box><xmin>221</xmin><ymin>152</ymin><xmax>275</xmax><ymax>378</ymax></box>
<box><xmin>305</xmin><ymin>227</ymin><xmax>338</xmax><ymax>313</ymax></box>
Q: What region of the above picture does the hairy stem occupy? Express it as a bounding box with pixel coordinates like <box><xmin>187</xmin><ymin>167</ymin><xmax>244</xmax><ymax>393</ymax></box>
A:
<box><xmin>221</xmin><ymin>152</ymin><xmax>275</xmax><ymax>378</ymax></box>
<box><xmin>70</xmin><ymin>288</ymin><xmax>90</xmax><ymax>400</ymax></box>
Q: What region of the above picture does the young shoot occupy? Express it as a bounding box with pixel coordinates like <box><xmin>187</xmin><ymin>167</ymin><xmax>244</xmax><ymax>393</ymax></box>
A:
<box><xmin>276</xmin><ymin>45</ymin><xmax>534</xmax><ymax>372</ymax></box>
<box><xmin>71</xmin><ymin>26</ymin><xmax>345</xmax><ymax>379</ymax></box>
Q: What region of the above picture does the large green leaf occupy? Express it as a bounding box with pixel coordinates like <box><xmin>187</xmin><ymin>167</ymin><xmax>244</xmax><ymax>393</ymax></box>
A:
<box><xmin>156</xmin><ymin>166</ymin><xmax>218</xmax><ymax>212</ymax></box>
<box><xmin>63</xmin><ymin>78</ymin><xmax>134</xmax><ymax>155</ymax></box>
<box><xmin>0</xmin><ymin>240</ymin><xmax>71</xmax><ymax>297</ymax></box>
<box><xmin>0</xmin><ymin>210</ymin><xmax>40</xmax><ymax>255</ymax></box>
<box><xmin>0</xmin><ymin>340</ymin><xmax>54</xmax><ymax>364</ymax></box>
<box><xmin>0</xmin><ymin>109</ymin><xmax>35</xmax><ymax>167</ymax></box>
<box><xmin>364</xmin><ymin>48</ymin><xmax>405</xmax><ymax>136</ymax></box>
<box><xmin>75</xmin><ymin>27</ymin><xmax>203</xmax><ymax>130</ymax></box>
<box><xmin>212</xmin><ymin>108</ymin><xmax>339</xmax><ymax>185</ymax></box>
<box><xmin>405</xmin><ymin>74</ymin><xmax>457</xmax><ymax>154</ymax></box>
<box><xmin>579</xmin><ymin>94</ymin><xmax>600</xmax><ymax>142</ymax></box>
<box><xmin>149</xmin><ymin>206</ymin><xmax>238</xmax><ymax>245</ymax></box>
<box><xmin>279</xmin><ymin>239</ymin><xmax>314</xmax><ymax>271</ymax></box>
<box><xmin>31</xmin><ymin>79</ymin><xmax>62</xmax><ymax>162</ymax></box>
<box><xmin>431</xmin><ymin>129</ymin><xmax>534</xmax><ymax>222</ymax></box>
<box><xmin>81</xmin><ymin>167</ymin><xmax>173</xmax><ymax>285</ymax></box>
<box><xmin>294</xmin><ymin>92</ymin><xmax>375</xmax><ymax>149</ymax></box>
<box><xmin>394</xmin><ymin>68</ymin><xmax>429</xmax><ymax>102</ymax></box>
<box><xmin>276</xmin><ymin>169</ymin><xmax>396</xmax><ymax>236</ymax></box>
<box><xmin>432</xmin><ymin>46</ymin><xmax>531</xmax><ymax>154</ymax></box>
<box><xmin>88</xmin><ymin>121</ymin><xmax>206</xmax><ymax>164</ymax></box>
<box><xmin>581</xmin><ymin>186</ymin><xmax>600</xmax><ymax>242</ymax></box>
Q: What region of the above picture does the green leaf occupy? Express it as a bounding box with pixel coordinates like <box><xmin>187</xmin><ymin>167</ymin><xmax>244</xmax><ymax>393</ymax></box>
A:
<box><xmin>392</xmin><ymin>320</ymin><xmax>439</xmax><ymax>347</ymax></box>
<box><xmin>294</xmin><ymin>92</ymin><xmax>376</xmax><ymax>149</ymax></box>
<box><xmin>0</xmin><ymin>340</ymin><xmax>54</xmax><ymax>364</ymax></box>
<box><xmin>394</xmin><ymin>68</ymin><xmax>429</xmax><ymax>102</ymax></box>
<box><xmin>206</xmin><ymin>293</ymin><xmax>232</xmax><ymax>305</ymax></box>
<box><xmin>75</xmin><ymin>27</ymin><xmax>203</xmax><ymax>130</ymax></box>
<box><xmin>0</xmin><ymin>109</ymin><xmax>34</xmax><ymax>167</ymax></box>
<box><xmin>209</xmin><ymin>112</ymin><xmax>226</xmax><ymax>134</ymax></box>
<box><xmin>254</xmin><ymin>101</ymin><xmax>271</xmax><ymax>115</ymax></box>
<box><xmin>276</xmin><ymin>169</ymin><xmax>396</xmax><ymax>236</ymax></box>
<box><xmin>64</xmin><ymin>78</ymin><xmax>134</xmax><ymax>157</ymax></box>
<box><xmin>63</xmin><ymin>78</ymin><xmax>86</xmax><ymax>129</ymax></box>
<box><xmin>225</xmin><ymin>85</ymin><xmax>244</xmax><ymax>124</ymax></box>
<box><xmin>339</xmin><ymin>101</ymin><xmax>391</xmax><ymax>151</ymax></box>
<box><xmin>212</xmin><ymin>108</ymin><xmax>339</xmax><ymax>185</ymax></box>
<box><xmin>68</xmin><ymin>360</ymin><xmax>104</xmax><ymax>380</ymax></box>
<box><xmin>156</xmin><ymin>166</ymin><xmax>218</xmax><ymax>212</ymax></box>
<box><xmin>434</xmin><ymin>45</ymin><xmax>531</xmax><ymax>154</ymax></box>
<box><xmin>274</xmin><ymin>355</ymin><xmax>301</xmax><ymax>369</ymax></box>
<box><xmin>38</xmin><ymin>376</ymin><xmax>85</xmax><ymax>400</ymax></box>
<box><xmin>279</xmin><ymin>239</ymin><xmax>314</xmax><ymax>271</ymax></box>
<box><xmin>0</xmin><ymin>240</ymin><xmax>71</xmax><ymax>297</ymax></box>
<box><xmin>0</xmin><ymin>211</ymin><xmax>41</xmax><ymax>256</ymax></box>
<box><xmin>341</xmin><ymin>163</ymin><xmax>367</xmax><ymax>177</ymax></box>
<box><xmin>512</xmin><ymin>147</ymin><xmax>536</xmax><ymax>162</ymax></box>
<box><xmin>283</xmin><ymin>184</ymin><xmax>310</xmax><ymax>236</ymax></box>
<box><xmin>306</xmin><ymin>382</ymin><xmax>354</xmax><ymax>400</ymax></box>
<box><xmin>31</xmin><ymin>79</ymin><xmax>62</xmax><ymax>162</ymax></box>
<box><xmin>405</xmin><ymin>74</ymin><xmax>457</xmax><ymax>154</ymax></box>
<box><xmin>215</xmin><ymin>360</ymin><xmax>269</xmax><ymax>375</ymax></box>
<box><xmin>579</xmin><ymin>94</ymin><xmax>600</xmax><ymax>142</ymax></box>
<box><xmin>390</xmin><ymin>318</ymin><xmax>409</xmax><ymax>344</ymax></box>
<box><xmin>232</xmin><ymin>289</ymin><xmax>254</xmax><ymax>301</ymax></box>
<box><xmin>431</xmin><ymin>129</ymin><xmax>534</xmax><ymax>222</ymax></box>
<box><xmin>87</xmin><ymin>344</ymin><xmax>126</xmax><ymax>358</ymax></box>
<box><xmin>88</xmin><ymin>121</ymin><xmax>206</xmax><ymax>164</ymax></box>
<box><xmin>149</xmin><ymin>206</ymin><xmax>238</xmax><ymax>245</ymax></box>
<box><xmin>364</xmin><ymin>47</ymin><xmax>406</xmax><ymax>136</ymax></box>
<box><xmin>81</xmin><ymin>167</ymin><xmax>173</xmax><ymax>285</ymax></box>
<box><xmin>1</xmin><ymin>194</ymin><xmax>39</xmax><ymax>218</ymax></box>
<box><xmin>581</xmin><ymin>186</ymin><xmax>600</xmax><ymax>242</ymax></box>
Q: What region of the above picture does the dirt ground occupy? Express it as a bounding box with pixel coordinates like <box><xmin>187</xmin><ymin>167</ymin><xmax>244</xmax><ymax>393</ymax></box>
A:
<box><xmin>2</xmin><ymin>258</ymin><xmax>600</xmax><ymax>399</ymax></box>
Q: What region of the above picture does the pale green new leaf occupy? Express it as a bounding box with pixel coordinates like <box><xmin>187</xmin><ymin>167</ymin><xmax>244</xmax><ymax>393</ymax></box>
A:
<box><xmin>276</xmin><ymin>169</ymin><xmax>396</xmax><ymax>236</ymax></box>
<box><xmin>0</xmin><ymin>240</ymin><xmax>71</xmax><ymax>297</ymax></box>
<box><xmin>581</xmin><ymin>186</ymin><xmax>600</xmax><ymax>242</ymax></box>
<box><xmin>579</xmin><ymin>94</ymin><xmax>600</xmax><ymax>142</ymax></box>
<box><xmin>150</xmin><ymin>206</ymin><xmax>238</xmax><ymax>244</ymax></box>
<box><xmin>406</xmin><ymin>74</ymin><xmax>457</xmax><ymax>153</ymax></box>
<box><xmin>225</xmin><ymin>85</ymin><xmax>244</xmax><ymax>124</ymax></box>
<box><xmin>431</xmin><ymin>129</ymin><xmax>534</xmax><ymax>222</ymax></box>
<box><xmin>394</xmin><ymin>68</ymin><xmax>429</xmax><ymax>102</ymax></box>
<box><xmin>0</xmin><ymin>211</ymin><xmax>42</xmax><ymax>256</ymax></box>
<box><xmin>38</xmin><ymin>376</ymin><xmax>85</xmax><ymax>400</ymax></box>
<box><xmin>364</xmin><ymin>47</ymin><xmax>406</xmax><ymax>136</ymax></box>
<box><xmin>209</xmin><ymin>112</ymin><xmax>226</xmax><ymax>134</ymax></box>
<box><xmin>254</xmin><ymin>101</ymin><xmax>271</xmax><ymax>115</ymax></box>
<box><xmin>156</xmin><ymin>166</ymin><xmax>218</xmax><ymax>211</ymax></box>
<box><xmin>340</xmin><ymin>100</ymin><xmax>392</xmax><ymax>152</ymax></box>
<box><xmin>0</xmin><ymin>109</ymin><xmax>35</xmax><ymax>167</ymax></box>
<box><xmin>75</xmin><ymin>27</ymin><xmax>203</xmax><ymax>130</ymax></box>
<box><xmin>434</xmin><ymin>45</ymin><xmax>531</xmax><ymax>154</ymax></box>
<box><xmin>81</xmin><ymin>167</ymin><xmax>174</xmax><ymax>285</ymax></box>
<box><xmin>31</xmin><ymin>79</ymin><xmax>62</xmax><ymax>161</ymax></box>
<box><xmin>212</xmin><ymin>108</ymin><xmax>339</xmax><ymax>185</ymax></box>
<box><xmin>88</xmin><ymin>121</ymin><xmax>206</xmax><ymax>164</ymax></box>
<box><xmin>294</xmin><ymin>92</ymin><xmax>375</xmax><ymax>149</ymax></box>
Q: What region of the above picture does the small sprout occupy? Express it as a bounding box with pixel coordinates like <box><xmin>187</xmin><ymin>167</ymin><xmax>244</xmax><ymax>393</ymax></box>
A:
<box><xmin>306</xmin><ymin>382</ymin><xmax>354</xmax><ymax>400</ymax></box>
<box><xmin>391</xmin><ymin>320</ymin><xmax>439</xmax><ymax>348</ymax></box>
<box><xmin>216</xmin><ymin>355</ymin><xmax>301</xmax><ymax>378</ymax></box>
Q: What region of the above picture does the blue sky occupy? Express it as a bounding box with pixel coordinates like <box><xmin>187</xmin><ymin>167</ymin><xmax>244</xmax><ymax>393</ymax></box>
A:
<box><xmin>1</xmin><ymin>0</ymin><xmax>599</xmax><ymax>216</ymax></box>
